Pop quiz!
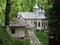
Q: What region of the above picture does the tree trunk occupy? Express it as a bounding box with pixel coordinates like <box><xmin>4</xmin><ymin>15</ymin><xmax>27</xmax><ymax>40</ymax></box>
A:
<box><xmin>5</xmin><ymin>0</ymin><xmax>10</xmax><ymax>33</ymax></box>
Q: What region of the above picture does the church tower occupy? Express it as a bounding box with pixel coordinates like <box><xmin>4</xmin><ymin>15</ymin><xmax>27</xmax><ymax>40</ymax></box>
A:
<box><xmin>39</xmin><ymin>7</ymin><xmax>45</xmax><ymax>15</ymax></box>
<box><xmin>33</xmin><ymin>0</ymin><xmax>39</xmax><ymax>14</ymax></box>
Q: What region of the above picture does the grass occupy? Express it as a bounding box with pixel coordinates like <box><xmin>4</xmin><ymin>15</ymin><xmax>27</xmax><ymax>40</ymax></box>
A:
<box><xmin>34</xmin><ymin>31</ymin><xmax>48</xmax><ymax>45</ymax></box>
<box><xmin>0</xmin><ymin>24</ymin><xmax>30</xmax><ymax>45</ymax></box>
<box><xmin>21</xmin><ymin>39</ymin><xmax>30</xmax><ymax>45</ymax></box>
<box><xmin>11</xmin><ymin>39</ymin><xmax>23</xmax><ymax>45</ymax></box>
<box><xmin>0</xmin><ymin>24</ymin><xmax>22</xmax><ymax>45</ymax></box>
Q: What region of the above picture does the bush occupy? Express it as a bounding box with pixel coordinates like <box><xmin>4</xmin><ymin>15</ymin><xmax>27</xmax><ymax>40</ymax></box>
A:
<box><xmin>21</xmin><ymin>39</ymin><xmax>30</xmax><ymax>45</ymax></box>
<box><xmin>11</xmin><ymin>39</ymin><xmax>23</xmax><ymax>45</ymax></box>
<box><xmin>36</xmin><ymin>29</ymin><xmax>40</xmax><ymax>31</ymax></box>
<box><xmin>0</xmin><ymin>24</ymin><xmax>23</xmax><ymax>45</ymax></box>
<box><xmin>41</xmin><ymin>29</ymin><xmax>44</xmax><ymax>32</ymax></box>
<box><xmin>35</xmin><ymin>31</ymin><xmax>48</xmax><ymax>45</ymax></box>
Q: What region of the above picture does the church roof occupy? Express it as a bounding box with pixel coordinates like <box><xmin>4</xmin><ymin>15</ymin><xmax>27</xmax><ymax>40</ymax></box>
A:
<box><xmin>18</xmin><ymin>12</ymin><xmax>46</xmax><ymax>19</ymax></box>
<box><xmin>2</xmin><ymin>18</ymin><xmax>28</xmax><ymax>27</ymax></box>
<box><xmin>18</xmin><ymin>3</ymin><xmax>46</xmax><ymax>20</ymax></box>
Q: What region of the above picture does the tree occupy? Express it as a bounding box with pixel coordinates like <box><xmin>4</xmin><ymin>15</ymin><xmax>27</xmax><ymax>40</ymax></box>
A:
<box><xmin>0</xmin><ymin>0</ymin><xmax>52</xmax><ymax>23</ymax></box>
<box><xmin>5</xmin><ymin>0</ymin><xmax>10</xmax><ymax>33</ymax></box>
<box><xmin>0</xmin><ymin>0</ymin><xmax>6</xmax><ymax>23</ymax></box>
<box><xmin>48</xmin><ymin>0</ymin><xmax>60</xmax><ymax>41</ymax></box>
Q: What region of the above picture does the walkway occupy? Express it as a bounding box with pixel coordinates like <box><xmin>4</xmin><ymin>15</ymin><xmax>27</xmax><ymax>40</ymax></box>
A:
<box><xmin>28</xmin><ymin>30</ymin><xmax>41</xmax><ymax>45</ymax></box>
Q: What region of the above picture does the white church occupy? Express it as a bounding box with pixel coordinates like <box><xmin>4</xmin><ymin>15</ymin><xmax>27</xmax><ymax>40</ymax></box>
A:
<box><xmin>17</xmin><ymin>3</ymin><xmax>48</xmax><ymax>31</ymax></box>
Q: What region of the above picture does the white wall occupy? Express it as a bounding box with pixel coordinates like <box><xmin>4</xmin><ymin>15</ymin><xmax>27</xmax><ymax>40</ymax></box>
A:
<box><xmin>9</xmin><ymin>28</ymin><xmax>25</xmax><ymax>38</ymax></box>
<box><xmin>18</xmin><ymin>15</ymin><xmax>48</xmax><ymax>30</ymax></box>
<box><xmin>36</xmin><ymin>19</ymin><xmax>48</xmax><ymax>30</ymax></box>
<box><xmin>26</xmin><ymin>19</ymin><xmax>35</xmax><ymax>27</ymax></box>
<box><xmin>24</xmin><ymin>19</ymin><xmax>48</xmax><ymax>30</ymax></box>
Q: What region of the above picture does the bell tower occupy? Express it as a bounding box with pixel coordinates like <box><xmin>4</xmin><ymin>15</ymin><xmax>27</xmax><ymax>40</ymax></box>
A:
<box><xmin>33</xmin><ymin>0</ymin><xmax>39</xmax><ymax>14</ymax></box>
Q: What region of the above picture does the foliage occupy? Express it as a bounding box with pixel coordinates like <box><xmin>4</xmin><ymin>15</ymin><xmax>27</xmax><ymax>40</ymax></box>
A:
<box><xmin>0</xmin><ymin>24</ymin><xmax>30</xmax><ymax>45</ymax></box>
<box><xmin>35</xmin><ymin>31</ymin><xmax>48</xmax><ymax>45</ymax></box>
<box><xmin>48</xmin><ymin>0</ymin><xmax>60</xmax><ymax>39</ymax></box>
<box><xmin>0</xmin><ymin>24</ymin><xmax>23</xmax><ymax>45</ymax></box>
<box><xmin>0</xmin><ymin>0</ymin><xmax>52</xmax><ymax>23</ymax></box>
<box><xmin>21</xmin><ymin>39</ymin><xmax>30</xmax><ymax>45</ymax></box>
<box><xmin>0</xmin><ymin>0</ymin><xmax>6</xmax><ymax>23</ymax></box>
<box><xmin>11</xmin><ymin>39</ymin><xmax>22</xmax><ymax>45</ymax></box>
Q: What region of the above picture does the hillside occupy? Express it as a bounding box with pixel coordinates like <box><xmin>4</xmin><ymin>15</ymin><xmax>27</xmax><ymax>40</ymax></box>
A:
<box><xmin>0</xmin><ymin>25</ymin><xmax>22</xmax><ymax>45</ymax></box>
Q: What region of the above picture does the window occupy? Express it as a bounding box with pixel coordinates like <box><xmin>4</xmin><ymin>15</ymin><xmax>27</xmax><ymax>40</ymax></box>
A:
<box><xmin>11</xmin><ymin>28</ymin><xmax>15</xmax><ymax>34</ymax></box>
<box><xmin>42</xmin><ymin>22</ymin><xmax>43</xmax><ymax>27</ymax></box>
<box><xmin>44</xmin><ymin>22</ymin><xmax>45</xmax><ymax>29</ymax></box>
<box><xmin>38</xmin><ymin>22</ymin><xmax>40</xmax><ymax>27</ymax></box>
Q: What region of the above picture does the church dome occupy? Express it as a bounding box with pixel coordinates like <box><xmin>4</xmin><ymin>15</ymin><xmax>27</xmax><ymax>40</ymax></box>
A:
<box><xmin>39</xmin><ymin>9</ymin><xmax>41</xmax><ymax>12</ymax></box>
<box><xmin>33</xmin><ymin>3</ymin><xmax>39</xmax><ymax>9</ymax></box>
<box><xmin>39</xmin><ymin>9</ymin><xmax>45</xmax><ymax>13</ymax></box>
<box><xmin>42</xmin><ymin>9</ymin><xmax>45</xmax><ymax>12</ymax></box>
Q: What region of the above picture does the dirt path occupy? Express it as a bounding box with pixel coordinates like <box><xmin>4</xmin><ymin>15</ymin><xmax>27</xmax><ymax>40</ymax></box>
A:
<box><xmin>28</xmin><ymin>30</ymin><xmax>41</xmax><ymax>45</ymax></box>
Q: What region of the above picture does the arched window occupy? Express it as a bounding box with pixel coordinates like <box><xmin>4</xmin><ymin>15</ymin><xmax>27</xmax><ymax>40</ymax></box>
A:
<box><xmin>42</xmin><ymin>22</ymin><xmax>43</xmax><ymax>27</ymax></box>
<box><xmin>44</xmin><ymin>22</ymin><xmax>45</xmax><ymax>29</ymax></box>
<box><xmin>38</xmin><ymin>22</ymin><xmax>40</xmax><ymax>27</ymax></box>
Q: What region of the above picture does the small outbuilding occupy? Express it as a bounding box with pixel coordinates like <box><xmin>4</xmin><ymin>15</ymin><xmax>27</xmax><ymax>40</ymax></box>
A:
<box><xmin>2</xmin><ymin>17</ymin><xmax>28</xmax><ymax>39</ymax></box>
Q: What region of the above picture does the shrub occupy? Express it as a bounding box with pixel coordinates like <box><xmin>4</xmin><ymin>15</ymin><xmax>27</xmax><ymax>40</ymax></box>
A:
<box><xmin>11</xmin><ymin>39</ymin><xmax>23</xmax><ymax>45</ymax></box>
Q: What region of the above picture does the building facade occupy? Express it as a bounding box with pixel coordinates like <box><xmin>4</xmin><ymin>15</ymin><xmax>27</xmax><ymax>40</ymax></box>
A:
<box><xmin>17</xmin><ymin>3</ymin><xmax>48</xmax><ymax>31</ymax></box>
<box><xmin>2</xmin><ymin>18</ymin><xmax>28</xmax><ymax>38</ymax></box>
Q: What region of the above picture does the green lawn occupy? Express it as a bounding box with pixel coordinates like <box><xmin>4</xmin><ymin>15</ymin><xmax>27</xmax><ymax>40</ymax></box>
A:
<box><xmin>21</xmin><ymin>39</ymin><xmax>30</xmax><ymax>45</ymax></box>
<box><xmin>34</xmin><ymin>31</ymin><xmax>48</xmax><ymax>45</ymax></box>
<box><xmin>11</xmin><ymin>39</ymin><xmax>30</xmax><ymax>45</ymax></box>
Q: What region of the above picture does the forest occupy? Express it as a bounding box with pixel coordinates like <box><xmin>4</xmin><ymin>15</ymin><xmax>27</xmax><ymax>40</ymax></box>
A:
<box><xmin>0</xmin><ymin>0</ymin><xmax>52</xmax><ymax>23</ymax></box>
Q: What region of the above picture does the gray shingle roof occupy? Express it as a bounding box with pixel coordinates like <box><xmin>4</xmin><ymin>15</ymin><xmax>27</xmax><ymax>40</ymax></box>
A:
<box><xmin>2</xmin><ymin>18</ymin><xmax>28</xmax><ymax>27</ymax></box>
<box><xmin>18</xmin><ymin>12</ymin><xmax>46</xmax><ymax>19</ymax></box>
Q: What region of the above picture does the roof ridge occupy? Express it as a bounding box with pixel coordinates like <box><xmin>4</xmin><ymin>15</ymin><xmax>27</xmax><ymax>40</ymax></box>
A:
<box><xmin>16</xmin><ymin>18</ymin><xmax>22</xmax><ymax>26</ymax></box>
